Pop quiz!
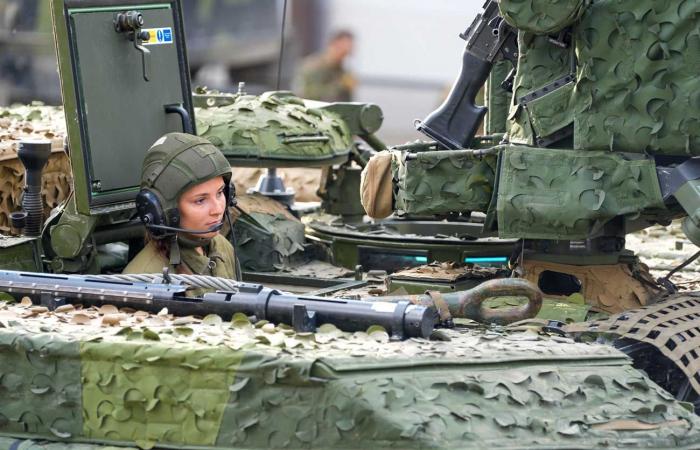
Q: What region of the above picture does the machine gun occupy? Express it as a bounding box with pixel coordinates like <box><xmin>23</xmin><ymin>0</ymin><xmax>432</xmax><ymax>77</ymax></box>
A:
<box><xmin>416</xmin><ymin>0</ymin><xmax>517</xmax><ymax>149</ymax></box>
<box><xmin>0</xmin><ymin>270</ymin><xmax>435</xmax><ymax>339</ymax></box>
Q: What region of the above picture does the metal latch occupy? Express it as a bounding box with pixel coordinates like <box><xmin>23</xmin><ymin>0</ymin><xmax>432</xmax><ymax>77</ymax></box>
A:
<box><xmin>114</xmin><ymin>10</ymin><xmax>151</xmax><ymax>81</ymax></box>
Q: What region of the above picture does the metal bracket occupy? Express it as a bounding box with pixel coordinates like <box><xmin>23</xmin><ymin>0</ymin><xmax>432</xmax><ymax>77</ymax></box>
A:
<box><xmin>40</xmin><ymin>292</ymin><xmax>66</xmax><ymax>311</ymax></box>
<box><xmin>518</xmin><ymin>74</ymin><xmax>575</xmax><ymax>106</ymax></box>
<box><xmin>292</xmin><ymin>304</ymin><xmax>317</xmax><ymax>333</ymax></box>
<box><xmin>114</xmin><ymin>10</ymin><xmax>151</xmax><ymax>82</ymax></box>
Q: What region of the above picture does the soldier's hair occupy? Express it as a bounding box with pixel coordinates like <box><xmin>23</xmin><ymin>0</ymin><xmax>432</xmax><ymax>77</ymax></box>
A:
<box><xmin>329</xmin><ymin>29</ymin><xmax>354</xmax><ymax>43</ymax></box>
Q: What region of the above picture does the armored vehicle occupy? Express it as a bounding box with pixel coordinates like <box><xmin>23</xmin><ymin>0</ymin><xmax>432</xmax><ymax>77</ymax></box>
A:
<box><xmin>1</xmin><ymin>0</ymin><xmax>700</xmax><ymax>449</ymax></box>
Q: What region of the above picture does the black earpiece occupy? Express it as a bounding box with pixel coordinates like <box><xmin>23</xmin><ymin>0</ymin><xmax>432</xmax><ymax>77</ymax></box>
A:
<box><xmin>135</xmin><ymin>188</ymin><xmax>174</xmax><ymax>237</ymax></box>
<box><xmin>226</xmin><ymin>182</ymin><xmax>237</xmax><ymax>207</ymax></box>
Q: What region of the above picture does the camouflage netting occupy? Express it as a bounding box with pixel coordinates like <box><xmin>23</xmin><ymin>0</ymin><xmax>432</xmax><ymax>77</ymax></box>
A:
<box><xmin>194</xmin><ymin>91</ymin><xmax>353</xmax><ymax>165</ymax></box>
<box><xmin>566</xmin><ymin>292</ymin><xmax>700</xmax><ymax>397</ymax></box>
<box><xmin>483</xmin><ymin>60</ymin><xmax>513</xmax><ymax>135</ymax></box>
<box><xmin>1</xmin><ymin>299</ymin><xmax>700</xmax><ymax>449</ymax></box>
<box><xmin>230</xmin><ymin>194</ymin><xmax>306</xmax><ymax>272</ymax></box>
<box><xmin>0</xmin><ymin>105</ymin><xmax>72</xmax><ymax>233</ymax></box>
<box><xmin>506</xmin><ymin>0</ymin><xmax>700</xmax><ymax>154</ymax></box>
<box><xmin>497</xmin><ymin>146</ymin><xmax>665</xmax><ymax>239</ymax></box>
<box><xmin>385</xmin><ymin>144</ymin><xmax>665</xmax><ymax>240</ymax></box>
<box><xmin>499</xmin><ymin>0</ymin><xmax>587</xmax><ymax>34</ymax></box>
<box><xmin>393</xmin><ymin>149</ymin><xmax>497</xmax><ymax>217</ymax></box>
<box><xmin>507</xmin><ymin>32</ymin><xmax>574</xmax><ymax>146</ymax></box>
<box><xmin>573</xmin><ymin>0</ymin><xmax>700</xmax><ymax>154</ymax></box>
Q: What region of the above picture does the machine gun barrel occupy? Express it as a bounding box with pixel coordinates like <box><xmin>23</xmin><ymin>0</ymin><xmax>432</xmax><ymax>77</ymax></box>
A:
<box><xmin>416</xmin><ymin>0</ymin><xmax>517</xmax><ymax>149</ymax></box>
<box><xmin>0</xmin><ymin>270</ymin><xmax>435</xmax><ymax>339</ymax></box>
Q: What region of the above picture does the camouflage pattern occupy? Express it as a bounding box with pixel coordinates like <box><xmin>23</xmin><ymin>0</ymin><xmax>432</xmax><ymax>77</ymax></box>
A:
<box><xmin>0</xmin><ymin>437</ymin><xmax>134</xmax><ymax>450</ymax></box>
<box><xmin>498</xmin><ymin>0</ymin><xmax>587</xmax><ymax>34</ymax></box>
<box><xmin>382</xmin><ymin>145</ymin><xmax>665</xmax><ymax>240</ymax></box>
<box><xmin>506</xmin><ymin>0</ymin><xmax>700</xmax><ymax>154</ymax></box>
<box><xmin>483</xmin><ymin>60</ymin><xmax>512</xmax><ymax>135</ymax></box>
<box><xmin>507</xmin><ymin>32</ymin><xmax>574</xmax><ymax>146</ymax></box>
<box><xmin>572</xmin><ymin>0</ymin><xmax>700</xmax><ymax>154</ymax></box>
<box><xmin>496</xmin><ymin>146</ymin><xmax>664</xmax><ymax>239</ymax></box>
<box><xmin>230</xmin><ymin>194</ymin><xmax>306</xmax><ymax>271</ymax></box>
<box><xmin>194</xmin><ymin>90</ymin><xmax>353</xmax><ymax>166</ymax></box>
<box><xmin>2</xmin><ymin>299</ymin><xmax>700</xmax><ymax>449</ymax></box>
<box><xmin>393</xmin><ymin>147</ymin><xmax>497</xmax><ymax>217</ymax></box>
<box><xmin>0</xmin><ymin>104</ymin><xmax>71</xmax><ymax>233</ymax></box>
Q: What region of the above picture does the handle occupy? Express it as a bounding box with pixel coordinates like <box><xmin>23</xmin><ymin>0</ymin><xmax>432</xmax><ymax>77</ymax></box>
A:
<box><xmin>164</xmin><ymin>104</ymin><xmax>194</xmax><ymax>134</ymax></box>
<box><xmin>457</xmin><ymin>278</ymin><xmax>542</xmax><ymax>325</ymax></box>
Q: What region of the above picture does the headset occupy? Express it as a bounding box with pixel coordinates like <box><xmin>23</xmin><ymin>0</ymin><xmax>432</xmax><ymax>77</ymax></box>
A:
<box><xmin>135</xmin><ymin>181</ymin><xmax>236</xmax><ymax>237</ymax></box>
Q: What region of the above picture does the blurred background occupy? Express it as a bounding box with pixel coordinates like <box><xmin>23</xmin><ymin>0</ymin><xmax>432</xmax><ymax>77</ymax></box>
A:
<box><xmin>0</xmin><ymin>0</ymin><xmax>480</xmax><ymax>144</ymax></box>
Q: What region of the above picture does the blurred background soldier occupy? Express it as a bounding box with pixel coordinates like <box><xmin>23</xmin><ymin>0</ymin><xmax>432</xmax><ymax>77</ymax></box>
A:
<box><xmin>295</xmin><ymin>29</ymin><xmax>356</xmax><ymax>102</ymax></box>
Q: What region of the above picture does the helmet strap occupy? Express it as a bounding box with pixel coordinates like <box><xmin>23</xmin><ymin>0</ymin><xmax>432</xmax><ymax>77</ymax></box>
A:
<box><xmin>169</xmin><ymin>235</ymin><xmax>182</xmax><ymax>266</ymax></box>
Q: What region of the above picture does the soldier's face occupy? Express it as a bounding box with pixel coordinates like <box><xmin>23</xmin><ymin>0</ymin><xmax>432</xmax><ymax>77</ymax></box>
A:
<box><xmin>178</xmin><ymin>176</ymin><xmax>226</xmax><ymax>238</ymax></box>
<box><xmin>330</xmin><ymin>37</ymin><xmax>353</xmax><ymax>62</ymax></box>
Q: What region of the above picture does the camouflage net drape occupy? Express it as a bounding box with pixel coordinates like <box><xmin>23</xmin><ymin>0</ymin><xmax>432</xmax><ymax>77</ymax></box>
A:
<box><xmin>0</xmin><ymin>105</ymin><xmax>72</xmax><ymax>233</ymax></box>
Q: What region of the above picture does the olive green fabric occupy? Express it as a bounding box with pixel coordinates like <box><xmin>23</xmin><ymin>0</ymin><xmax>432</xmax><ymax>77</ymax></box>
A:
<box><xmin>393</xmin><ymin>149</ymin><xmax>497</xmax><ymax>217</ymax></box>
<box><xmin>195</xmin><ymin>91</ymin><xmax>352</xmax><ymax>165</ymax></box>
<box><xmin>507</xmin><ymin>33</ymin><xmax>574</xmax><ymax>146</ymax></box>
<box><xmin>0</xmin><ymin>332</ymin><xmax>82</xmax><ymax>441</ymax></box>
<box><xmin>2</xmin><ymin>306</ymin><xmax>700</xmax><ymax>449</ymax></box>
<box><xmin>527</xmin><ymin>81</ymin><xmax>575</xmax><ymax>139</ymax></box>
<box><xmin>123</xmin><ymin>234</ymin><xmax>237</xmax><ymax>287</ymax></box>
<box><xmin>499</xmin><ymin>0</ymin><xmax>588</xmax><ymax>34</ymax></box>
<box><xmin>507</xmin><ymin>1</ymin><xmax>700</xmax><ymax>155</ymax></box>
<box><xmin>572</xmin><ymin>0</ymin><xmax>700</xmax><ymax>154</ymax></box>
<box><xmin>140</xmin><ymin>133</ymin><xmax>232</xmax><ymax>214</ymax></box>
<box><xmin>80</xmin><ymin>338</ymin><xmax>243</xmax><ymax>448</ymax></box>
<box><xmin>0</xmin><ymin>438</ymin><xmax>134</xmax><ymax>450</ymax></box>
<box><xmin>497</xmin><ymin>146</ymin><xmax>665</xmax><ymax>239</ymax></box>
<box><xmin>484</xmin><ymin>60</ymin><xmax>513</xmax><ymax>135</ymax></box>
<box><xmin>233</xmin><ymin>212</ymin><xmax>305</xmax><ymax>272</ymax></box>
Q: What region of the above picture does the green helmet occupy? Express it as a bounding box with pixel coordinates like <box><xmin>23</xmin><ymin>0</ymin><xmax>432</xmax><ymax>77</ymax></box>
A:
<box><xmin>140</xmin><ymin>132</ymin><xmax>232</xmax><ymax>211</ymax></box>
<box><xmin>135</xmin><ymin>133</ymin><xmax>233</xmax><ymax>237</ymax></box>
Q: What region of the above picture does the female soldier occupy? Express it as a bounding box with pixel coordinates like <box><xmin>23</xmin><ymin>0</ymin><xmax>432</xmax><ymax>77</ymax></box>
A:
<box><xmin>123</xmin><ymin>132</ymin><xmax>240</xmax><ymax>279</ymax></box>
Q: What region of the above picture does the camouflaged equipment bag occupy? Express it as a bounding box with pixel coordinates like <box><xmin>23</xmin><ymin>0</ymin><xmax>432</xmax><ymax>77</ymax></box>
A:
<box><xmin>360</xmin><ymin>150</ymin><xmax>394</xmax><ymax>219</ymax></box>
<box><xmin>393</xmin><ymin>149</ymin><xmax>497</xmax><ymax>217</ymax></box>
<box><xmin>496</xmin><ymin>146</ymin><xmax>664</xmax><ymax>240</ymax></box>
<box><xmin>507</xmin><ymin>32</ymin><xmax>576</xmax><ymax>147</ymax></box>
<box><xmin>499</xmin><ymin>0</ymin><xmax>588</xmax><ymax>34</ymax></box>
<box><xmin>572</xmin><ymin>0</ymin><xmax>700</xmax><ymax>154</ymax></box>
<box><xmin>506</xmin><ymin>0</ymin><xmax>700</xmax><ymax>155</ymax></box>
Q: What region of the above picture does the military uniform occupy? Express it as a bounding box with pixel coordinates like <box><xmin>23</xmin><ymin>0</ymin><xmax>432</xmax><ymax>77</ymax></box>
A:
<box><xmin>296</xmin><ymin>55</ymin><xmax>354</xmax><ymax>102</ymax></box>
<box><xmin>123</xmin><ymin>234</ymin><xmax>236</xmax><ymax>278</ymax></box>
<box><xmin>125</xmin><ymin>132</ymin><xmax>239</xmax><ymax>286</ymax></box>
